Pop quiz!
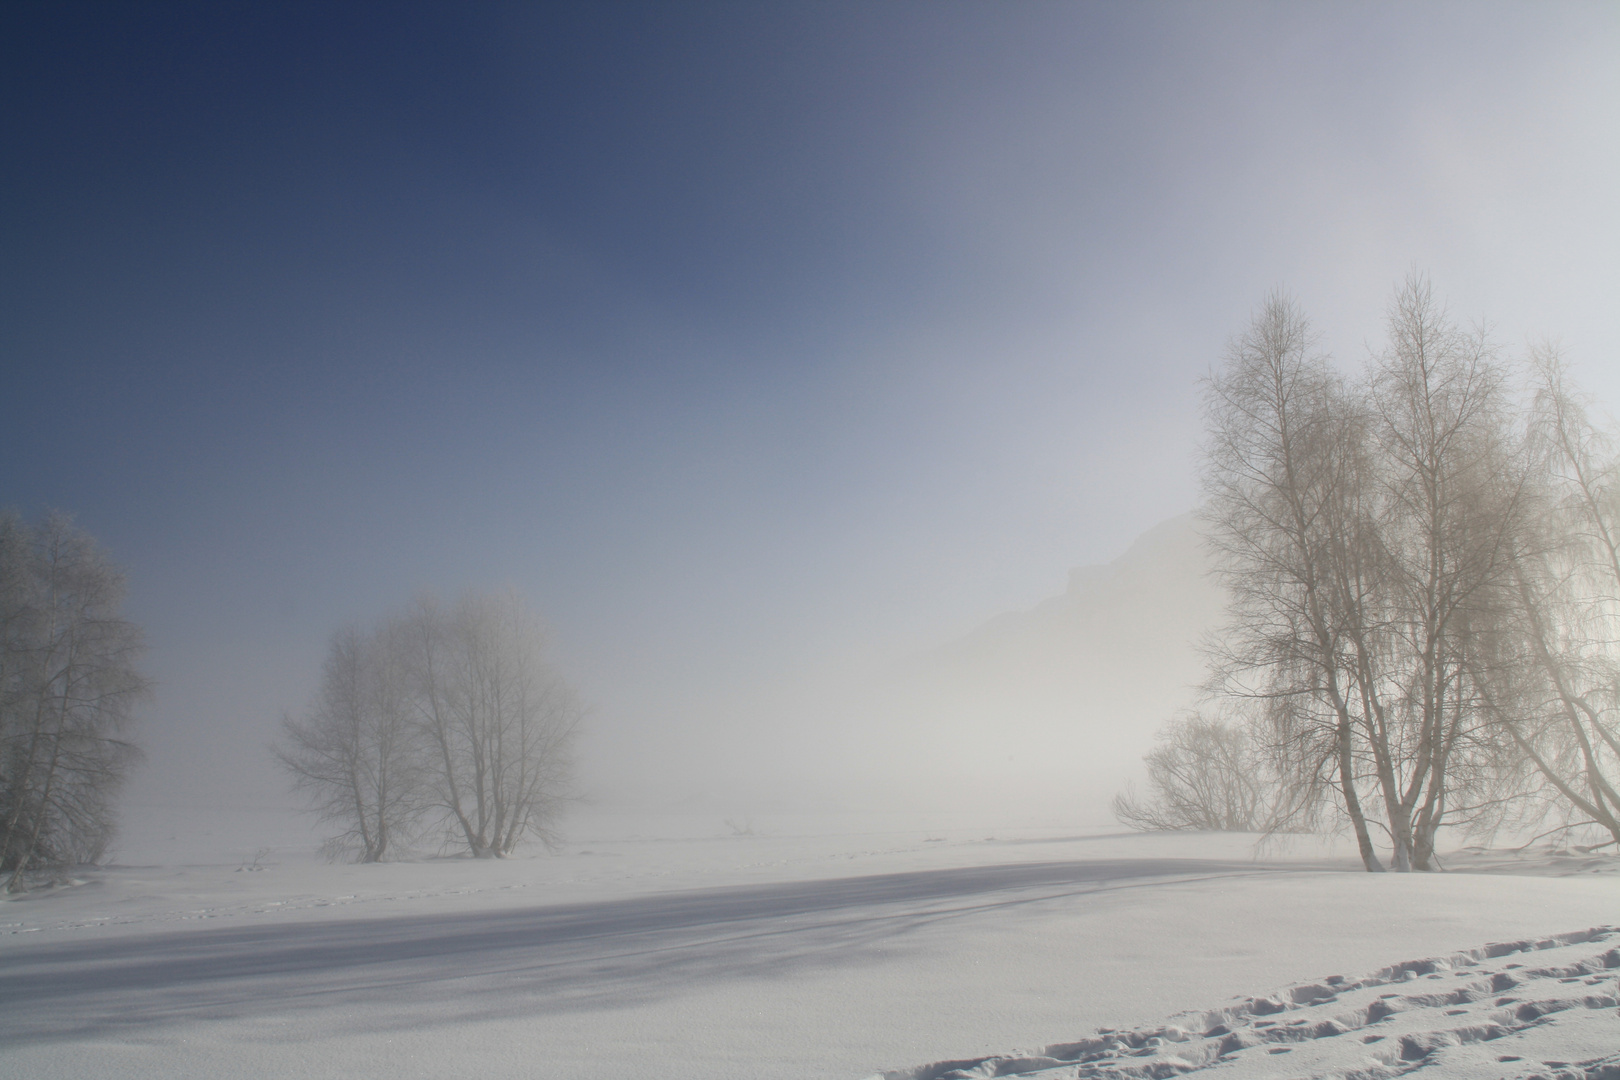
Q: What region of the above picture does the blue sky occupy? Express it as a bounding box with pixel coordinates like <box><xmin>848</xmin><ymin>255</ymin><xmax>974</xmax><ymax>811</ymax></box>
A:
<box><xmin>4</xmin><ymin>2</ymin><xmax>1618</xmax><ymax>817</ymax></box>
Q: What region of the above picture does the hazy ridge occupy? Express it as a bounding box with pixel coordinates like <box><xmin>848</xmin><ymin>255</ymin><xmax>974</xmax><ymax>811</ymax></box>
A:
<box><xmin>841</xmin><ymin>514</ymin><xmax>1225</xmax><ymax>818</ymax></box>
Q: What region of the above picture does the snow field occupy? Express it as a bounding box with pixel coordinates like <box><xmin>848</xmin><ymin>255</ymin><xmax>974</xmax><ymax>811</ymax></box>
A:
<box><xmin>1</xmin><ymin>817</ymin><xmax>1617</xmax><ymax>1080</ymax></box>
<box><xmin>879</xmin><ymin>926</ymin><xmax>1620</xmax><ymax>1079</ymax></box>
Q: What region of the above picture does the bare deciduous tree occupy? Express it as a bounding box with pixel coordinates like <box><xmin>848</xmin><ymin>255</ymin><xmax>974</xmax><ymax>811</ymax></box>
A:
<box><xmin>1197</xmin><ymin>292</ymin><xmax>1385</xmax><ymax>868</ymax></box>
<box><xmin>0</xmin><ymin>511</ymin><xmax>146</xmax><ymax>891</ymax></box>
<box><xmin>279</xmin><ymin>589</ymin><xmax>580</xmax><ymax>861</ymax></box>
<box><xmin>1479</xmin><ymin>351</ymin><xmax>1620</xmax><ymax>850</ymax></box>
<box><xmin>1356</xmin><ymin>276</ymin><xmax>1527</xmax><ymax>870</ymax></box>
<box><xmin>1112</xmin><ymin>714</ymin><xmax>1313</xmax><ymax>833</ymax></box>
<box><xmin>405</xmin><ymin>592</ymin><xmax>579</xmax><ymax>857</ymax></box>
<box><xmin>1122</xmin><ymin>278</ymin><xmax>1578</xmax><ymax>869</ymax></box>
<box><xmin>277</xmin><ymin>623</ymin><xmax>423</xmax><ymax>862</ymax></box>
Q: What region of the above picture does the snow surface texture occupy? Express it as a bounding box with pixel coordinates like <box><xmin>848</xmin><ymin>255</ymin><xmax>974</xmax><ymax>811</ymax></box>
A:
<box><xmin>2</xmin><ymin>815</ymin><xmax>1618</xmax><ymax>1079</ymax></box>
<box><xmin>875</xmin><ymin>927</ymin><xmax>1620</xmax><ymax>1080</ymax></box>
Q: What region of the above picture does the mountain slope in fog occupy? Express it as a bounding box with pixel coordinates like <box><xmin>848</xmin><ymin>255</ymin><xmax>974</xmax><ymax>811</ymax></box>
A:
<box><xmin>857</xmin><ymin>513</ymin><xmax>1226</xmax><ymax>813</ymax></box>
<box><xmin>933</xmin><ymin>512</ymin><xmax>1223</xmax><ymax>677</ymax></box>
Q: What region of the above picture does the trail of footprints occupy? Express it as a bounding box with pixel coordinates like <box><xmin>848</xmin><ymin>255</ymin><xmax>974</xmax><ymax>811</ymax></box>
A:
<box><xmin>883</xmin><ymin>927</ymin><xmax>1620</xmax><ymax>1080</ymax></box>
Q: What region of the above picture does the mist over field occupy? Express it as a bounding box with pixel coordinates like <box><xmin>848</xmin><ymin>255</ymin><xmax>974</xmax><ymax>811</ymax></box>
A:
<box><xmin>5</xmin><ymin>5</ymin><xmax>1620</xmax><ymax>1078</ymax></box>
<box><xmin>8</xmin><ymin>3</ymin><xmax>1619</xmax><ymax>854</ymax></box>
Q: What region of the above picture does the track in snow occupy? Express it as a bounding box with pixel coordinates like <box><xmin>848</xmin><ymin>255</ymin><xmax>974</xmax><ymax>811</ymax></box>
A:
<box><xmin>0</xmin><ymin>856</ymin><xmax>1268</xmax><ymax>1043</ymax></box>
<box><xmin>877</xmin><ymin>927</ymin><xmax>1620</xmax><ymax>1080</ymax></box>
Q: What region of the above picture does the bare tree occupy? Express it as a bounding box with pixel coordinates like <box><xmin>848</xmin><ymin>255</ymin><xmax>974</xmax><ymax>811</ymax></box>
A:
<box><xmin>277</xmin><ymin>623</ymin><xmax>424</xmax><ymax>861</ymax></box>
<box><xmin>1359</xmin><ymin>276</ymin><xmax>1527</xmax><ymax>869</ymax></box>
<box><xmin>1112</xmin><ymin>713</ymin><xmax>1314</xmax><ymax>833</ymax></box>
<box><xmin>1199</xmin><ymin>292</ymin><xmax>1385</xmax><ymax>868</ymax></box>
<box><xmin>0</xmin><ymin>511</ymin><xmax>146</xmax><ymax>891</ymax></box>
<box><xmin>279</xmin><ymin>589</ymin><xmax>580</xmax><ymax>861</ymax></box>
<box><xmin>1478</xmin><ymin>350</ymin><xmax>1620</xmax><ymax>849</ymax></box>
<box><xmin>1159</xmin><ymin>280</ymin><xmax>1534</xmax><ymax>870</ymax></box>
<box><xmin>1128</xmin><ymin>280</ymin><xmax>1620</xmax><ymax>866</ymax></box>
<box><xmin>404</xmin><ymin>592</ymin><xmax>579</xmax><ymax>858</ymax></box>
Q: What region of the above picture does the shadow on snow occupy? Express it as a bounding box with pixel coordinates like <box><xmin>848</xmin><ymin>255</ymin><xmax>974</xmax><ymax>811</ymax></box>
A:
<box><xmin>1</xmin><ymin>857</ymin><xmax>1300</xmax><ymax>1042</ymax></box>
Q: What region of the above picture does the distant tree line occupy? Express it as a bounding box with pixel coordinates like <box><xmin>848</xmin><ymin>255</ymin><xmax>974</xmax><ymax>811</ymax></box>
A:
<box><xmin>0</xmin><ymin>512</ymin><xmax>146</xmax><ymax>891</ymax></box>
<box><xmin>1116</xmin><ymin>277</ymin><xmax>1620</xmax><ymax>869</ymax></box>
<box><xmin>277</xmin><ymin>590</ymin><xmax>581</xmax><ymax>861</ymax></box>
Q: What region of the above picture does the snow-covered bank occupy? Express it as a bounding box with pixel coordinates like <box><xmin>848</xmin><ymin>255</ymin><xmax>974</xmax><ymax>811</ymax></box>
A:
<box><xmin>2</xmin><ymin>822</ymin><xmax>1616</xmax><ymax>1079</ymax></box>
<box><xmin>878</xmin><ymin>926</ymin><xmax>1620</xmax><ymax>1080</ymax></box>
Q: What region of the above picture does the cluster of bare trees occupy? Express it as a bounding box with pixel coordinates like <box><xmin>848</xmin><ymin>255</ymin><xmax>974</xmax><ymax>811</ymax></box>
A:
<box><xmin>1118</xmin><ymin>277</ymin><xmax>1620</xmax><ymax>870</ymax></box>
<box><xmin>1112</xmin><ymin>713</ymin><xmax>1315</xmax><ymax>833</ymax></box>
<box><xmin>1</xmin><ymin>512</ymin><xmax>146</xmax><ymax>891</ymax></box>
<box><xmin>277</xmin><ymin>590</ymin><xmax>580</xmax><ymax>861</ymax></box>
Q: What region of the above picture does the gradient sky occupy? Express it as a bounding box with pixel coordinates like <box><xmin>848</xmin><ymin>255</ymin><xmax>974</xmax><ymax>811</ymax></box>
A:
<box><xmin>4</xmin><ymin>2</ymin><xmax>1618</xmax><ymax>821</ymax></box>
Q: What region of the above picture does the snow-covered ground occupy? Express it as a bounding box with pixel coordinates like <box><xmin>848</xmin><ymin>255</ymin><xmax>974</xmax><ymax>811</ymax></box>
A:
<box><xmin>2</xmin><ymin>809</ymin><xmax>1616</xmax><ymax>1079</ymax></box>
<box><xmin>882</xmin><ymin>927</ymin><xmax>1619</xmax><ymax>1080</ymax></box>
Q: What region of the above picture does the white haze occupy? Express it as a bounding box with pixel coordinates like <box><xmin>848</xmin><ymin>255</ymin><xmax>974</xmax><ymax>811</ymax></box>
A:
<box><xmin>78</xmin><ymin>1</ymin><xmax>1619</xmax><ymax>856</ymax></box>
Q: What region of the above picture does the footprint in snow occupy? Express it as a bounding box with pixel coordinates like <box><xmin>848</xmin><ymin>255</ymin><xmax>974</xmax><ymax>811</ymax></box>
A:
<box><xmin>872</xmin><ymin>925</ymin><xmax>1620</xmax><ymax>1080</ymax></box>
